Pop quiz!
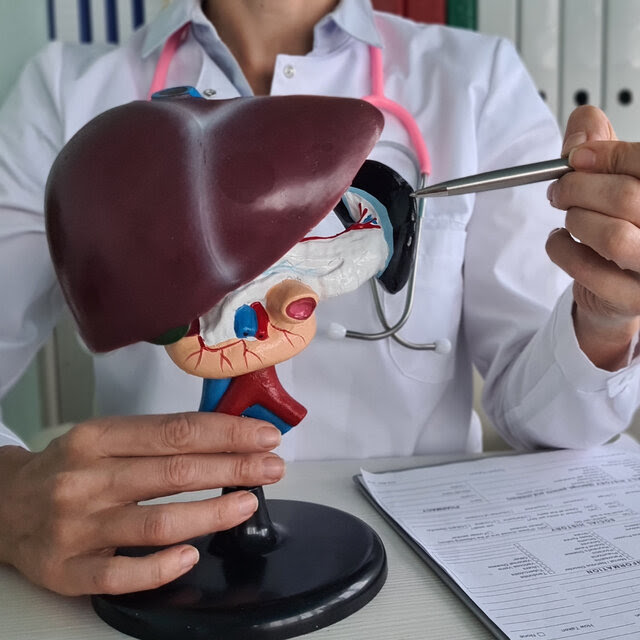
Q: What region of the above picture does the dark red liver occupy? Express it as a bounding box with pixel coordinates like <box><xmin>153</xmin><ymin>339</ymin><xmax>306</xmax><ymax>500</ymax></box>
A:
<box><xmin>45</xmin><ymin>95</ymin><xmax>383</xmax><ymax>352</ymax></box>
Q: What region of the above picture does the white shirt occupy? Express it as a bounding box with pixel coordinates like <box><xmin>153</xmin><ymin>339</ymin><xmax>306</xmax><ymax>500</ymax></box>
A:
<box><xmin>1</xmin><ymin>0</ymin><xmax>639</xmax><ymax>458</ymax></box>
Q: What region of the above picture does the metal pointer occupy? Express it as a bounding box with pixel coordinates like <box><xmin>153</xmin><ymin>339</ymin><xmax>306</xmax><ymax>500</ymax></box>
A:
<box><xmin>411</xmin><ymin>157</ymin><xmax>572</xmax><ymax>198</ymax></box>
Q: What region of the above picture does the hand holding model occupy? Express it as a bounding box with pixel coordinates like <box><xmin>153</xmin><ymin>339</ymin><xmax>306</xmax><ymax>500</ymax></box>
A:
<box><xmin>0</xmin><ymin>90</ymin><xmax>383</xmax><ymax>602</ymax></box>
<box><xmin>0</xmin><ymin>413</ymin><xmax>282</xmax><ymax>595</ymax></box>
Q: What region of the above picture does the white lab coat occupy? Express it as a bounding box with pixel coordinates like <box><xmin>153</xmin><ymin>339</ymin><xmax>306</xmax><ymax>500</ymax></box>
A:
<box><xmin>1</xmin><ymin>0</ymin><xmax>639</xmax><ymax>458</ymax></box>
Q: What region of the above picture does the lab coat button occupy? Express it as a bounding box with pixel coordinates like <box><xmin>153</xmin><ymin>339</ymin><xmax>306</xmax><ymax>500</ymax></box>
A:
<box><xmin>283</xmin><ymin>64</ymin><xmax>295</xmax><ymax>79</ymax></box>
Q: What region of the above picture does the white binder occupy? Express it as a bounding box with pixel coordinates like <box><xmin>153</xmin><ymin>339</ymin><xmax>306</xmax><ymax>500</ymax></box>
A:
<box><xmin>518</xmin><ymin>0</ymin><xmax>561</xmax><ymax>122</ymax></box>
<box><xmin>559</xmin><ymin>0</ymin><xmax>603</xmax><ymax>129</ymax></box>
<box><xmin>116</xmin><ymin>0</ymin><xmax>136</xmax><ymax>43</ymax></box>
<box><xmin>89</xmin><ymin>0</ymin><xmax>108</xmax><ymax>43</ymax></box>
<box><xmin>477</xmin><ymin>0</ymin><xmax>518</xmax><ymax>43</ymax></box>
<box><xmin>53</xmin><ymin>0</ymin><xmax>81</xmax><ymax>42</ymax></box>
<box><xmin>604</xmin><ymin>0</ymin><xmax>640</xmax><ymax>141</ymax></box>
<box><xmin>51</xmin><ymin>0</ymin><xmax>166</xmax><ymax>45</ymax></box>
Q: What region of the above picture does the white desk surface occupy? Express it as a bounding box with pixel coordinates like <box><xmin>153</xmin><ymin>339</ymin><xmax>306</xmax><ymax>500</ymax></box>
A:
<box><xmin>0</xmin><ymin>454</ymin><xmax>495</xmax><ymax>640</ymax></box>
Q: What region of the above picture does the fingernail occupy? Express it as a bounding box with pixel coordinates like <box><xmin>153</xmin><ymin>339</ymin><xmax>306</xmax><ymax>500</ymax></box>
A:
<box><xmin>569</xmin><ymin>147</ymin><xmax>597</xmax><ymax>169</ymax></box>
<box><xmin>562</xmin><ymin>131</ymin><xmax>587</xmax><ymax>156</ymax></box>
<box><xmin>180</xmin><ymin>546</ymin><xmax>199</xmax><ymax>569</ymax></box>
<box><xmin>262</xmin><ymin>455</ymin><xmax>285</xmax><ymax>481</ymax></box>
<box><xmin>546</xmin><ymin>182</ymin><xmax>556</xmax><ymax>204</ymax></box>
<box><xmin>237</xmin><ymin>491</ymin><xmax>259</xmax><ymax>515</ymax></box>
<box><xmin>258</xmin><ymin>426</ymin><xmax>281</xmax><ymax>449</ymax></box>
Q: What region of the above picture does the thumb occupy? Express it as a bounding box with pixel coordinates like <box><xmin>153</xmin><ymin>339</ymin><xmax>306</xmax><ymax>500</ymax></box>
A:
<box><xmin>567</xmin><ymin>139</ymin><xmax>640</xmax><ymax>178</ymax></box>
<box><xmin>561</xmin><ymin>105</ymin><xmax>617</xmax><ymax>157</ymax></box>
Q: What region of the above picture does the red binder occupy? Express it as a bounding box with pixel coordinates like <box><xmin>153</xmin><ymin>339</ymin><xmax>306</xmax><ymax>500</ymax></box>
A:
<box><xmin>406</xmin><ymin>0</ymin><xmax>446</xmax><ymax>23</ymax></box>
<box><xmin>371</xmin><ymin>0</ymin><xmax>446</xmax><ymax>24</ymax></box>
<box><xmin>371</xmin><ymin>0</ymin><xmax>406</xmax><ymax>14</ymax></box>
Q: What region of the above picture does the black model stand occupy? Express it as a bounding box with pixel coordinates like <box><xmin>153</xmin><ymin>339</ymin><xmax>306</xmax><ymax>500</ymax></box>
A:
<box><xmin>92</xmin><ymin>487</ymin><xmax>387</xmax><ymax>640</ymax></box>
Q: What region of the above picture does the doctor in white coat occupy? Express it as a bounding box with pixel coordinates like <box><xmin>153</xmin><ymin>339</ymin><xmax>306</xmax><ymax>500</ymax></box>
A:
<box><xmin>1</xmin><ymin>0</ymin><xmax>640</xmax><ymax>597</ymax></box>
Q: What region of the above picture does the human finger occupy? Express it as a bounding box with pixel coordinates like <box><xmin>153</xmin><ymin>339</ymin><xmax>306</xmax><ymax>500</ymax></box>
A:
<box><xmin>561</xmin><ymin>105</ymin><xmax>616</xmax><ymax>156</ymax></box>
<box><xmin>61</xmin><ymin>412</ymin><xmax>281</xmax><ymax>459</ymax></box>
<box><xmin>101</xmin><ymin>452</ymin><xmax>285</xmax><ymax>502</ymax></box>
<box><xmin>567</xmin><ymin>140</ymin><xmax>640</xmax><ymax>181</ymax></box>
<box><xmin>564</xmin><ymin>207</ymin><xmax>640</xmax><ymax>272</ymax></box>
<box><xmin>546</xmin><ymin>228</ymin><xmax>640</xmax><ymax>316</ymax></box>
<box><xmin>94</xmin><ymin>491</ymin><xmax>259</xmax><ymax>549</ymax></box>
<box><xmin>62</xmin><ymin>544</ymin><xmax>200</xmax><ymax>596</ymax></box>
<box><xmin>548</xmin><ymin>171</ymin><xmax>640</xmax><ymax>225</ymax></box>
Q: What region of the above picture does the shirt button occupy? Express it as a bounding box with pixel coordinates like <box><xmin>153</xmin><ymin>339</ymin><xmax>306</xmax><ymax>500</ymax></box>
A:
<box><xmin>202</xmin><ymin>88</ymin><xmax>216</xmax><ymax>97</ymax></box>
<box><xmin>283</xmin><ymin>64</ymin><xmax>295</xmax><ymax>79</ymax></box>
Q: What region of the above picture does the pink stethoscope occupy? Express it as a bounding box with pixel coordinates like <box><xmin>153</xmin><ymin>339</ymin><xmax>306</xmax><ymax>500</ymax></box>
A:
<box><xmin>146</xmin><ymin>24</ymin><xmax>450</xmax><ymax>354</ymax></box>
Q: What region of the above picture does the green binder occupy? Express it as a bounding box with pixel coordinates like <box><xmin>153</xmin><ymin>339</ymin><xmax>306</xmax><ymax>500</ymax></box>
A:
<box><xmin>447</xmin><ymin>0</ymin><xmax>477</xmax><ymax>29</ymax></box>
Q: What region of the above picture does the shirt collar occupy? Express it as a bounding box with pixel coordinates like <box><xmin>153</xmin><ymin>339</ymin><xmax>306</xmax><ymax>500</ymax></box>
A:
<box><xmin>142</xmin><ymin>0</ymin><xmax>383</xmax><ymax>59</ymax></box>
<box><xmin>142</xmin><ymin>0</ymin><xmax>209</xmax><ymax>58</ymax></box>
<box><xmin>325</xmin><ymin>0</ymin><xmax>382</xmax><ymax>48</ymax></box>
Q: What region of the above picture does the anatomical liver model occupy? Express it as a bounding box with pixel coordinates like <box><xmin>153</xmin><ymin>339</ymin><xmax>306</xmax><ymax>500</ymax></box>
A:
<box><xmin>45</xmin><ymin>88</ymin><xmax>389</xmax><ymax>640</ymax></box>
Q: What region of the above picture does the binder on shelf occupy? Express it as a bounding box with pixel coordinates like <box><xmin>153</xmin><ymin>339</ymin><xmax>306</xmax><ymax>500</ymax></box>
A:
<box><xmin>476</xmin><ymin>0</ymin><xmax>517</xmax><ymax>43</ymax></box>
<box><xmin>604</xmin><ymin>0</ymin><xmax>640</xmax><ymax>141</ymax></box>
<box><xmin>371</xmin><ymin>0</ymin><xmax>406</xmax><ymax>15</ymax></box>
<box><xmin>52</xmin><ymin>0</ymin><xmax>81</xmax><ymax>42</ymax></box>
<box><xmin>89</xmin><ymin>0</ymin><xmax>108</xmax><ymax>44</ymax></box>
<box><xmin>115</xmin><ymin>0</ymin><xmax>136</xmax><ymax>44</ymax></box>
<box><xmin>50</xmin><ymin>0</ymin><xmax>162</xmax><ymax>44</ymax></box>
<box><xmin>406</xmin><ymin>0</ymin><xmax>446</xmax><ymax>24</ymax></box>
<box><xmin>518</xmin><ymin>0</ymin><xmax>561</xmax><ymax>121</ymax></box>
<box><xmin>447</xmin><ymin>0</ymin><xmax>477</xmax><ymax>30</ymax></box>
<box><xmin>559</xmin><ymin>0</ymin><xmax>603</xmax><ymax>129</ymax></box>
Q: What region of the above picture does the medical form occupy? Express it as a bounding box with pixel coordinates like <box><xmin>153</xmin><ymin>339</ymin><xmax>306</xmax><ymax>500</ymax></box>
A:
<box><xmin>359</xmin><ymin>446</ymin><xmax>640</xmax><ymax>640</ymax></box>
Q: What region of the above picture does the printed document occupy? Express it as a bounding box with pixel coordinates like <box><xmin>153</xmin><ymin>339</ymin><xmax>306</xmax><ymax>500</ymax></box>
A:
<box><xmin>361</xmin><ymin>447</ymin><xmax>640</xmax><ymax>640</ymax></box>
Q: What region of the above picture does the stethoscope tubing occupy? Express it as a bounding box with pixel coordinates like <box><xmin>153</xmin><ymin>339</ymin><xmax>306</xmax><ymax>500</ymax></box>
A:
<box><xmin>344</xmin><ymin>173</ymin><xmax>426</xmax><ymax>342</ymax></box>
<box><xmin>339</xmin><ymin>173</ymin><xmax>451</xmax><ymax>354</ymax></box>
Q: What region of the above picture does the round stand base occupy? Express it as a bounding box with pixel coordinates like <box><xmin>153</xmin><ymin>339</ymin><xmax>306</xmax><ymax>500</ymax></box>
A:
<box><xmin>92</xmin><ymin>499</ymin><xmax>387</xmax><ymax>640</ymax></box>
